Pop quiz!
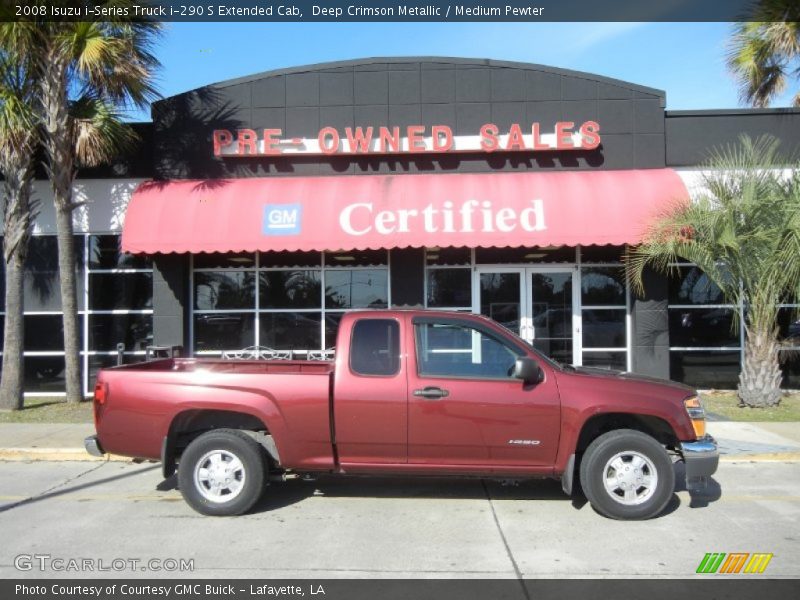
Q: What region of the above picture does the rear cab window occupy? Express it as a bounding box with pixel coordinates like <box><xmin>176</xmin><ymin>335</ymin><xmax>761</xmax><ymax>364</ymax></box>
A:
<box><xmin>349</xmin><ymin>319</ymin><xmax>401</xmax><ymax>377</ymax></box>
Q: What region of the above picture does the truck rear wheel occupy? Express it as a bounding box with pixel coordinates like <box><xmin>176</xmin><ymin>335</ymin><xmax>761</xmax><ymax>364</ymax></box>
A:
<box><xmin>177</xmin><ymin>429</ymin><xmax>266</xmax><ymax>516</ymax></box>
<box><xmin>579</xmin><ymin>429</ymin><xmax>674</xmax><ymax>520</ymax></box>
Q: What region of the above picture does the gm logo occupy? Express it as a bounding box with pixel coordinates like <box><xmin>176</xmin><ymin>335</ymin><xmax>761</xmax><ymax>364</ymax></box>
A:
<box><xmin>262</xmin><ymin>204</ymin><xmax>302</xmax><ymax>236</ymax></box>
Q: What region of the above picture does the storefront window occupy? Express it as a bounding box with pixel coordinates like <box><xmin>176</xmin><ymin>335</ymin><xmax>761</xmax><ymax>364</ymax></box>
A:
<box><xmin>668</xmin><ymin>266</ymin><xmax>725</xmax><ymax>305</ymax></box>
<box><xmin>191</xmin><ymin>251</ymin><xmax>389</xmax><ymax>355</ymax></box>
<box><xmin>89</xmin><ymin>273</ymin><xmax>153</xmax><ymax>310</ymax></box>
<box><xmin>670</xmin><ymin>350</ymin><xmax>741</xmax><ymax>388</ymax></box>
<box><xmin>668</xmin><ymin>264</ymin><xmax>741</xmax><ymax>389</ymax></box>
<box><xmin>325</xmin><ymin>270</ymin><xmax>388</xmax><ymax>309</ymax></box>
<box><xmin>194</xmin><ymin>313</ymin><xmax>255</xmax><ymax>352</ymax></box>
<box><xmin>581</xmin><ymin>264</ymin><xmax>628</xmax><ymax>370</ymax></box>
<box><xmin>89</xmin><ymin>235</ymin><xmax>151</xmax><ymax>270</ymax></box>
<box><xmin>427</xmin><ymin>269</ymin><xmax>471</xmax><ymax>308</ymax></box>
<box><xmin>86</xmin><ymin>234</ymin><xmax>153</xmax><ymax>394</ymax></box>
<box><xmin>195</xmin><ymin>272</ymin><xmax>255</xmax><ymax>310</ymax></box>
<box><xmin>0</xmin><ymin>234</ymin><xmax>153</xmax><ymax>395</ymax></box>
<box><xmin>89</xmin><ymin>314</ymin><xmax>152</xmax><ymax>352</ymax></box>
<box><xmin>260</xmin><ymin>271</ymin><xmax>321</xmax><ymax>309</ymax></box>
<box><xmin>259</xmin><ymin>313</ymin><xmax>322</xmax><ymax>351</ymax></box>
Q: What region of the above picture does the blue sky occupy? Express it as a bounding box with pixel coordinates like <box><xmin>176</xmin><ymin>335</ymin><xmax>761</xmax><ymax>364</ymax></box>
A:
<box><xmin>133</xmin><ymin>21</ymin><xmax>795</xmax><ymax>121</ymax></box>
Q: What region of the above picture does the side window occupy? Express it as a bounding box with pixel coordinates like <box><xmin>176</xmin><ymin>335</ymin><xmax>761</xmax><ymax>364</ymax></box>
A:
<box><xmin>415</xmin><ymin>321</ymin><xmax>522</xmax><ymax>379</ymax></box>
<box><xmin>350</xmin><ymin>319</ymin><xmax>401</xmax><ymax>377</ymax></box>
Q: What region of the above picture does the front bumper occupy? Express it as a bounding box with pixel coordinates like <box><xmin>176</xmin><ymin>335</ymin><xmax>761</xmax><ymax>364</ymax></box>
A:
<box><xmin>680</xmin><ymin>434</ymin><xmax>719</xmax><ymax>492</ymax></box>
<box><xmin>84</xmin><ymin>435</ymin><xmax>105</xmax><ymax>457</ymax></box>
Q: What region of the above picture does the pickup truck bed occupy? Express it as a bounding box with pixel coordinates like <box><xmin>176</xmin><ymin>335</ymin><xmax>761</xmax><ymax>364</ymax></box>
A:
<box><xmin>95</xmin><ymin>358</ymin><xmax>335</xmax><ymax>469</ymax></box>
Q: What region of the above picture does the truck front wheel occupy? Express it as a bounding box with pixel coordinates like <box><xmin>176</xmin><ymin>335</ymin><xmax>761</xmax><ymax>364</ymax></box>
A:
<box><xmin>177</xmin><ymin>429</ymin><xmax>266</xmax><ymax>516</ymax></box>
<box><xmin>579</xmin><ymin>429</ymin><xmax>674</xmax><ymax>520</ymax></box>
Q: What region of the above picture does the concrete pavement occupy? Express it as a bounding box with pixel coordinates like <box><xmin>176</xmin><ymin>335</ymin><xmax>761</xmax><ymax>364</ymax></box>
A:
<box><xmin>0</xmin><ymin>459</ymin><xmax>797</xmax><ymax>578</ymax></box>
<box><xmin>1</xmin><ymin>421</ymin><xmax>799</xmax><ymax>461</ymax></box>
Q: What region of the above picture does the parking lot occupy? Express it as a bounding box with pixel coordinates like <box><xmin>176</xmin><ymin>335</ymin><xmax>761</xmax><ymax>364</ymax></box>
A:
<box><xmin>0</xmin><ymin>457</ymin><xmax>798</xmax><ymax>579</ymax></box>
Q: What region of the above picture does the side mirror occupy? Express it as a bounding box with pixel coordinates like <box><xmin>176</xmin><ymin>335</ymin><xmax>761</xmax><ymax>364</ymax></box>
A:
<box><xmin>512</xmin><ymin>357</ymin><xmax>544</xmax><ymax>385</ymax></box>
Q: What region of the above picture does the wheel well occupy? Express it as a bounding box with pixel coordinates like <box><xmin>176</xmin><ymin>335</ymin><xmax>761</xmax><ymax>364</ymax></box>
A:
<box><xmin>168</xmin><ymin>409</ymin><xmax>269</xmax><ymax>451</ymax></box>
<box><xmin>575</xmin><ymin>413</ymin><xmax>679</xmax><ymax>457</ymax></box>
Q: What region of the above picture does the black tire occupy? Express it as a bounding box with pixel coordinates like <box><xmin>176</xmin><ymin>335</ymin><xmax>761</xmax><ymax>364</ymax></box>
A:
<box><xmin>579</xmin><ymin>429</ymin><xmax>674</xmax><ymax>520</ymax></box>
<box><xmin>177</xmin><ymin>429</ymin><xmax>266</xmax><ymax>516</ymax></box>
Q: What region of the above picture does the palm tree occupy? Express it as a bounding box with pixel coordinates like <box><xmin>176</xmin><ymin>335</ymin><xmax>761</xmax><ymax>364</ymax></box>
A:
<box><xmin>727</xmin><ymin>1</ymin><xmax>800</xmax><ymax>107</ymax></box>
<box><xmin>628</xmin><ymin>136</ymin><xmax>800</xmax><ymax>407</ymax></box>
<box><xmin>35</xmin><ymin>15</ymin><xmax>160</xmax><ymax>402</ymax></box>
<box><xmin>0</xmin><ymin>41</ymin><xmax>39</xmax><ymax>410</ymax></box>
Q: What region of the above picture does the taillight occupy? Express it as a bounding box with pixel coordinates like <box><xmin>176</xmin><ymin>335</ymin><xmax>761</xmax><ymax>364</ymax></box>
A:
<box><xmin>94</xmin><ymin>381</ymin><xmax>108</xmax><ymax>405</ymax></box>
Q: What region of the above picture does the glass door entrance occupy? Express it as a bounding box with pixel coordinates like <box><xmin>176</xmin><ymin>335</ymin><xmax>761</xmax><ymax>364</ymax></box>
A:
<box><xmin>475</xmin><ymin>267</ymin><xmax>580</xmax><ymax>365</ymax></box>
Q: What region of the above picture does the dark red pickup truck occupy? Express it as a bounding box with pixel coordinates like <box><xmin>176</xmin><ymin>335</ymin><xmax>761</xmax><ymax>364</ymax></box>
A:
<box><xmin>86</xmin><ymin>310</ymin><xmax>718</xmax><ymax>520</ymax></box>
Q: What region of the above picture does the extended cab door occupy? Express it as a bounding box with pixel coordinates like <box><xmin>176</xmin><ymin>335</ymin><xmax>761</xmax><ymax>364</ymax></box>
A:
<box><xmin>407</xmin><ymin>315</ymin><xmax>560</xmax><ymax>470</ymax></box>
<box><xmin>333</xmin><ymin>314</ymin><xmax>408</xmax><ymax>465</ymax></box>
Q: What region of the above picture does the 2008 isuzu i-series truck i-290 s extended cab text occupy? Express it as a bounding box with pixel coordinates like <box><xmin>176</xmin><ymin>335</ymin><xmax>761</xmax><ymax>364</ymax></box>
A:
<box><xmin>85</xmin><ymin>310</ymin><xmax>718</xmax><ymax>519</ymax></box>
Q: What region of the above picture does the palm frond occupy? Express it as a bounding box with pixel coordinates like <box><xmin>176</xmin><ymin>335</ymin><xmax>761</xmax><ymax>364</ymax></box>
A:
<box><xmin>70</xmin><ymin>95</ymin><xmax>137</xmax><ymax>168</ymax></box>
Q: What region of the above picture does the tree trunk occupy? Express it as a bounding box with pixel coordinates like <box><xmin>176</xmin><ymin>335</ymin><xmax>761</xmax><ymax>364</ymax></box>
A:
<box><xmin>54</xmin><ymin>205</ymin><xmax>83</xmax><ymax>403</ymax></box>
<box><xmin>0</xmin><ymin>156</ymin><xmax>36</xmax><ymax>411</ymax></box>
<box><xmin>41</xmin><ymin>52</ymin><xmax>83</xmax><ymax>403</ymax></box>
<box><xmin>0</xmin><ymin>248</ymin><xmax>26</xmax><ymax>411</ymax></box>
<box><xmin>738</xmin><ymin>325</ymin><xmax>783</xmax><ymax>407</ymax></box>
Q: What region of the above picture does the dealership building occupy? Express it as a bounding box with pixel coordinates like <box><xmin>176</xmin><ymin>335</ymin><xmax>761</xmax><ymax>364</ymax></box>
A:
<box><xmin>4</xmin><ymin>57</ymin><xmax>800</xmax><ymax>396</ymax></box>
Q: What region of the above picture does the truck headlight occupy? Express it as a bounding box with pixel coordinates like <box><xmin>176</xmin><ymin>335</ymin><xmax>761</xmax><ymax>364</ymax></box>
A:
<box><xmin>684</xmin><ymin>395</ymin><xmax>706</xmax><ymax>438</ymax></box>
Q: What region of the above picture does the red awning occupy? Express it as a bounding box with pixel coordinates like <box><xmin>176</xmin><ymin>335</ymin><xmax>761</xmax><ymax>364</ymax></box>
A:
<box><xmin>121</xmin><ymin>169</ymin><xmax>688</xmax><ymax>254</ymax></box>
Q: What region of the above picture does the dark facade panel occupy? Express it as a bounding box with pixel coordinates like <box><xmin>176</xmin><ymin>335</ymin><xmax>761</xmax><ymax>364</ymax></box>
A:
<box><xmin>632</xmin><ymin>267</ymin><xmax>670</xmax><ymax>380</ymax></box>
<box><xmin>151</xmin><ymin>58</ymin><xmax>668</xmax><ymax>180</ymax></box>
<box><xmin>152</xmin><ymin>255</ymin><xmax>189</xmax><ymax>350</ymax></box>
<box><xmin>389</xmin><ymin>248</ymin><xmax>424</xmax><ymax>308</ymax></box>
<box><xmin>666</xmin><ymin>109</ymin><xmax>800</xmax><ymax>167</ymax></box>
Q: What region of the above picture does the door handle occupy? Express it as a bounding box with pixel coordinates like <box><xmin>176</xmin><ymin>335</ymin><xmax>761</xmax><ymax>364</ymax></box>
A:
<box><xmin>413</xmin><ymin>386</ymin><xmax>449</xmax><ymax>400</ymax></box>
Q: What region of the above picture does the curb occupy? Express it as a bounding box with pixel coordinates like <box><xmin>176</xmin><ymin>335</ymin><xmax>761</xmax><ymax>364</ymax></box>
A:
<box><xmin>2</xmin><ymin>448</ymin><xmax>800</xmax><ymax>463</ymax></box>
<box><xmin>0</xmin><ymin>449</ymin><xmax>132</xmax><ymax>462</ymax></box>
<box><xmin>719</xmin><ymin>452</ymin><xmax>800</xmax><ymax>462</ymax></box>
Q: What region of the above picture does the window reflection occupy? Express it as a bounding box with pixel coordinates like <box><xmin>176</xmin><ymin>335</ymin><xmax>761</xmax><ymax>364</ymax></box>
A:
<box><xmin>194</xmin><ymin>314</ymin><xmax>255</xmax><ymax>351</ymax></box>
<box><xmin>325</xmin><ymin>270</ymin><xmax>388</xmax><ymax>309</ymax></box>
<box><xmin>89</xmin><ymin>314</ymin><xmax>153</xmax><ymax>352</ymax></box>
<box><xmin>194</xmin><ymin>272</ymin><xmax>255</xmax><ymax>310</ymax></box>
<box><xmin>427</xmin><ymin>269</ymin><xmax>471</xmax><ymax>308</ymax></box>
<box><xmin>669</xmin><ymin>266</ymin><xmax>725</xmax><ymax>305</ymax></box>
<box><xmin>260</xmin><ymin>271</ymin><xmax>321</xmax><ymax>309</ymax></box>
<box><xmin>259</xmin><ymin>313</ymin><xmax>321</xmax><ymax>350</ymax></box>
<box><xmin>90</xmin><ymin>273</ymin><xmax>153</xmax><ymax>310</ymax></box>
<box><xmin>581</xmin><ymin>267</ymin><xmax>625</xmax><ymax>305</ymax></box>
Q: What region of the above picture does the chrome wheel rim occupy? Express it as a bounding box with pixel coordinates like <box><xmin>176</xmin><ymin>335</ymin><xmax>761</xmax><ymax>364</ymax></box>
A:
<box><xmin>602</xmin><ymin>451</ymin><xmax>658</xmax><ymax>506</ymax></box>
<box><xmin>194</xmin><ymin>449</ymin><xmax>246</xmax><ymax>503</ymax></box>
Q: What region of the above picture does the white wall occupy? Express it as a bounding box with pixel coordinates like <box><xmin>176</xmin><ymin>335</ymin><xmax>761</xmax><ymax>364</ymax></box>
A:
<box><xmin>31</xmin><ymin>178</ymin><xmax>146</xmax><ymax>235</ymax></box>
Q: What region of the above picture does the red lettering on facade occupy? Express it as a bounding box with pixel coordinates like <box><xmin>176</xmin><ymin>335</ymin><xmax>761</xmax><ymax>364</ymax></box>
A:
<box><xmin>505</xmin><ymin>124</ymin><xmax>525</xmax><ymax>151</ymax></box>
<box><xmin>431</xmin><ymin>125</ymin><xmax>453</xmax><ymax>152</ymax></box>
<box><xmin>213</xmin><ymin>129</ymin><xmax>233</xmax><ymax>156</ymax></box>
<box><xmin>318</xmin><ymin>127</ymin><xmax>340</xmax><ymax>155</ymax></box>
<box><xmin>555</xmin><ymin>122</ymin><xmax>575</xmax><ymax>149</ymax></box>
<box><xmin>237</xmin><ymin>129</ymin><xmax>258</xmax><ymax>155</ymax></box>
<box><xmin>262</xmin><ymin>129</ymin><xmax>282</xmax><ymax>155</ymax></box>
<box><xmin>378</xmin><ymin>127</ymin><xmax>401</xmax><ymax>153</ymax></box>
<box><xmin>407</xmin><ymin>125</ymin><xmax>426</xmax><ymax>152</ymax></box>
<box><xmin>480</xmin><ymin>123</ymin><xmax>500</xmax><ymax>152</ymax></box>
<box><xmin>579</xmin><ymin>121</ymin><xmax>601</xmax><ymax>150</ymax></box>
<box><xmin>345</xmin><ymin>126</ymin><xmax>374</xmax><ymax>153</ymax></box>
